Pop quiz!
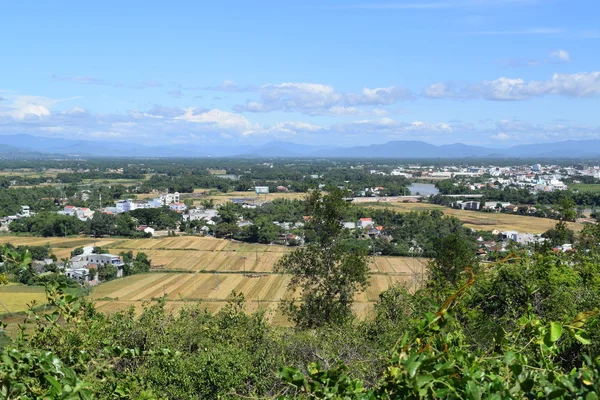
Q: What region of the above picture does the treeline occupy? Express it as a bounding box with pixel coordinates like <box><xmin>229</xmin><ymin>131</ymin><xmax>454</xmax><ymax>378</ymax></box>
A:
<box><xmin>55</xmin><ymin>171</ymin><xmax>145</xmax><ymax>183</ymax></box>
<box><xmin>435</xmin><ymin>179</ymin><xmax>600</xmax><ymax>207</ymax></box>
<box><xmin>9</xmin><ymin>207</ymin><xmax>181</xmax><ymax>237</ymax></box>
<box><xmin>200</xmin><ymin>198</ymin><xmax>473</xmax><ymax>255</ymax></box>
<box><xmin>0</xmin><ymin>187</ymin><xmax>64</xmax><ymax>217</ymax></box>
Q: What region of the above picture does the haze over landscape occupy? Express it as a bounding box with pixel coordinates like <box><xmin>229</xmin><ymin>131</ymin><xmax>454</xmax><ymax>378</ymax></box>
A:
<box><xmin>2</xmin><ymin>0</ymin><xmax>600</xmax><ymax>154</ymax></box>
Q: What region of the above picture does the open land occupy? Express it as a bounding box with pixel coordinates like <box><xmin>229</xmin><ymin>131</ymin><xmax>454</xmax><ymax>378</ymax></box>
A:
<box><xmin>363</xmin><ymin>202</ymin><xmax>584</xmax><ymax>233</ymax></box>
<box><xmin>570</xmin><ymin>183</ymin><xmax>600</xmax><ymax>193</ymax></box>
<box><xmin>0</xmin><ymin>235</ymin><xmax>428</xmax><ymax>325</ymax></box>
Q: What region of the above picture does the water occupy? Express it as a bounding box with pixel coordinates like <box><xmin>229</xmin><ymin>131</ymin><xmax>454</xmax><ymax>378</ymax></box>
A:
<box><xmin>407</xmin><ymin>183</ymin><xmax>439</xmax><ymax>196</ymax></box>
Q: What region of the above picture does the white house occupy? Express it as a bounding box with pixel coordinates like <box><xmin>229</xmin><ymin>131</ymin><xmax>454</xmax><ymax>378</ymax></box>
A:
<box><xmin>136</xmin><ymin>225</ymin><xmax>155</xmax><ymax>236</ymax></box>
<box><xmin>19</xmin><ymin>206</ymin><xmax>31</xmax><ymax>218</ymax></box>
<box><xmin>501</xmin><ymin>231</ymin><xmax>519</xmax><ymax>242</ymax></box>
<box><xmin>453</xmin><ymin>201</ymin><xmax>480</xmax><ymax>211</ymax></box>
<box><xmin>357</xmin><ymin>218</ymin><xmax>374</xmax><ymax>229</ymax></box>
<box><xmin>159</xmin><ymin>192</ymin><xmax>180</xmax><ymax>206</ymax></box>
<box><xmin>169</xmin><ymin>202</ymin><xmax>187</xmax><ymax>212</ymax></box>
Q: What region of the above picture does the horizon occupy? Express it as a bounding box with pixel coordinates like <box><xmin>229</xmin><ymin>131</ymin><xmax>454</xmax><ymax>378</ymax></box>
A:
<box><xmin>1</xmin><ymin>1</ymin><xmax>600</xmax><ymax>148</ymax></box>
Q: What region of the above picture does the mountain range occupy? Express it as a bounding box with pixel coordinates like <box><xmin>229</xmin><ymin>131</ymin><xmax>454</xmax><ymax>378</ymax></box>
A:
<box><xmin>0</xmin><ymin>134</ymin><xmax>599</xmax><ymax>159</ymax></box>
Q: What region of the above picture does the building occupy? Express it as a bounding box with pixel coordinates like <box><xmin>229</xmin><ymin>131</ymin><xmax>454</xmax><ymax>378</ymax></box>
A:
<box><xmin>158</xmin><ymin>192</ymin><xmax>180</xmax><ymax>206</ymax></box>
<box><xmin>484</xmin><ymin>202</ymin><xmax>511</xmax><ymax>210</ymax></box>
<box><xmin>59</xmin><ymin>206</ymin><xmax>95</xmax><ymax>221</ymax></box>
<box><xmin>136</xmin><ymin>225</ymin><xmax>155</xmax><ymax>236</ymax></box>
<box><xmin>357</xmin><ymin>218</ymin><xmax>374</xmax><ymax>229</ymax></box>
<box><xmin>169</xmin><ymin>202</ymin><xmax>187</xmax><ymax>212</ymax></box>
<box><xmin>183</xmin><ymin>208</ymin><xmax>219</xmax><ymax>222</ymax></box>
<box><xmin>18</xmin><ymin>206</ymin><xmax>31</xmax><ymax>218</ymax></box>
<box><xmin>501</xmin><ymin>231</ymin><xmax>519</xmax><ymax>242</ymax></box>
<box><xmin>453</xmin><ymin>201</ymin><xmax>480</xmax><ymax>211</ymax></box>
<box><xmin>69</xmin><ymin>253</ymin><xmax>125</xmax><ymax>278</ymax></box>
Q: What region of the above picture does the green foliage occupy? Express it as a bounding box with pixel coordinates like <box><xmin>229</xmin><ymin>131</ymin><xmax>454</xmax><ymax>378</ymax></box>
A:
<box><xmin>10</xmin><ymin>212</ymin><xmax>85</xmax><ymax>237</ymax></box>
<box><xmin>71</xmin><ymin>247</ymin><xmax>84</xmax><ymax>257</ymax></box>
<box><xmin>0</xmin><ymin>348</ymin><xmax>92</xmax><ymax>399</ymax></box>
<box><xmin>276</xmin><ymin>189</ymin><xmax>370</xmax><ymax>328</ymax></box>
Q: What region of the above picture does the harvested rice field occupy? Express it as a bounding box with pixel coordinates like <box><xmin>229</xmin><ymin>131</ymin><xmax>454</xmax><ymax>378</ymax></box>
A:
<box><xmin>1</xmin><ymin>235</ymin><xmax>429</xmax><ymax>325</ymax></box>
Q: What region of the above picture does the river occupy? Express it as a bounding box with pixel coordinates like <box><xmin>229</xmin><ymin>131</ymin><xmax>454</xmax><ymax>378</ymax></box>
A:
<box><xmin>407</xmin><ymin>183</ymin><xmax>439</xmax><ymax>196</ymax></box>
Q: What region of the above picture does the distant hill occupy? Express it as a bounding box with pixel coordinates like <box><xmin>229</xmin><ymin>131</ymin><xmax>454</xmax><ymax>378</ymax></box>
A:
<box><xmin>0</xmin><ymin>134</ymin><xmax>599</xmax><ymax>158</ymax></box>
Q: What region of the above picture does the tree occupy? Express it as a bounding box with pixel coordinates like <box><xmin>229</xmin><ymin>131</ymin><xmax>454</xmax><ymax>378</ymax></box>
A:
<box><xmin>201</xmin><ymin>199</ymin><xmax>215</xmax><ymax>209</ymax></box>
<box><xmin>71</xmin><ymin>247</ymin><xmax>84</xmax><ymax>257</ymax></box>
<box><xmin>543</xmin><ymin>195</ymin><xmax>577</xmax><ymax>246</ymax></box>
<box><xmin>92</xmin><ymin>246</ymin><xmax>107</xmax><ymax>254</ymax></box>
<box><xmin>248</xmin><ymin>217</ymin><xmax>280</xmax><ymax>244</ymax></box>
<box><xmin>97</xmin><ymin>263</ymin><xmax>117</xmax><ymax>281</ymax></box>
<box><xmin>429</xmin><ymin>232</ymin><xmax>478</xmax><ymax>289</ymax></box>
<box><xmin>276</xmin><ymin>189</ymin><xmax>370</xmax><ymax>328</ymax></box>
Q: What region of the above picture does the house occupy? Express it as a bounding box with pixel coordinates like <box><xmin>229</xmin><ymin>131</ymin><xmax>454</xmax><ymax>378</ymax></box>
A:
<box><xmin>357</xmin><ymin>218</ymin><xmax>374</xmax><ymax>229</ymax></box>
<box><xmin>453</xmin><ymin>201</ymin><xmax>480</xmax><ymax>211</ymax></box>
<box><xmin>59</xmin><ymin>206</ymin><xmax>94</xmax><ymax>221</ymax></box>
<box><xmin>65</xmin><ymin>267</ymin><xmax>91</xmax><ymax>282</ymax></box>
<box><xmin>136</xmin><ymin>225</ymin><xmax>155</xmax><ymax>236</ymax></box>
<box><xmin>169</xmin><ymin>202</ymin><xmax>187</xmax><ymax>212</ymax></box>
<box><xmin>285</xmin><ymin>234</ymin><xmax>304</xmax><ymax>245</ymax></box>
<box><xmin>158</xmin><ymin>192</ymin><xmax>180</xmax><ymax>206</ymax></box>
<box><xmin>183</xmin><ymin>208</ymin><xmax>219</xmax><ymax>222</ymax></box>
<box><xmin>75</xmin><ymin>207</ymin><xmax>94</xmax><ymax>221</ymax></box>
<box><xmin>69</xmin><ymin>253</ymin><xmax>125</xmax><ymax>278</ymax></box>
<box><xmin>342</xmin><ymin>222</ymin><xmax>356</xmax><ymax>230</ymax></box>
<box><xmin>501</xmin><ymin>231</ymin><xmax>519</xmax><ymax>242</ymax></box>
<box><xmin>484</xmin><ymin>202</ymin><xmax>511</xmax><ymax>211</ymax></box>
<box><xmin>18</xmin><ymin>206</ymin><xmax>32</xmax><ymax>218</ymax></box>
<box><xmin>276</xmin><ymin>186</ymin><xmax>289</xmax><ymax>192</ymax></box>
<box><xmin>183</xmin><ymin>208</ymin><xmax>219</xmax><ymax>221</ymax></box>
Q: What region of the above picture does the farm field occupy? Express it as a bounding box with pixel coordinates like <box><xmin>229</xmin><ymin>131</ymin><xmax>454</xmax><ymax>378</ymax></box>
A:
<box><xmin>570</xmin><ymin>183</ymin><xmax>600</xmax><ymax>193</ymax></box>
<box><xmin>0</xmin><ymin>235</ymin><xmax>428</xmax><ymax>325</ymax></box>
<box><xmin>0</xmin><ymin>283</ymin><xmax>47</xmax><ymax>314</ymax></box>
<box><xmin>364</xmin><ymin>202</ymin><xmax>584</xmax><ymax>233</ymax></box>
<box><xmin>90</xmin><ymin>271</ymin><xmax>418</xmax><ymax>323</ymax></box>
<box><xmin>187</xmin><ymin>190</ymin><xmax>308</xmax><ymax>205</ymax></box>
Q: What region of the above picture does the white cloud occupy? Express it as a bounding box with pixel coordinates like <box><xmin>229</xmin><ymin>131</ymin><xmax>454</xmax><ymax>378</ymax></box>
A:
<box><xmin>0</xmin><ymin>95</ymin><xmax>76</xmax><ymax>120</ymax></box>
<box><xmin>427</xmin><ymin>72</ymin><xmax>600</xmax><ymax>100</ymax></box>
<box><xmin>550</xmin><ymin>49</ymin><xmax>570</xmax><ymax>62</ymax></box>
<box><xmin>175</xmin><ymin>108</ymin><xmax>254</xmax><ymax>134</ymax></box>
<box><xmin>491</xmin><ymin>132</ymin><xmax>511</xmax><ymax>140</ymax></box>
<box><xmin>423</xmin><ymin>83</ymin><xmax>454</xmax><ymax>98</ymax></box>
<box><xmin>232</xmin><ymin>82</ymin><xmax>413</xmax><ymax>115</ymax></box>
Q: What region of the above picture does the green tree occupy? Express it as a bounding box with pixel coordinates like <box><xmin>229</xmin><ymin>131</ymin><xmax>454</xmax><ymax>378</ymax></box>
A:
<box><xmin>429</xmin><ymin>232</ymin><xmax>478</xmax><ymax>289</ymax></box>
<box><xmin>248</xmin><ymin>217</ymin><xmax>280</xmax><ymax>244</ymax></box>
<box><xmin>71</xmin><ymin>247</ymin><xmax>84</xmax><ymax>257</ymax></box>
<box><xmin>276</xmin><ymin>189</ymin><xmax>370</xmax><ymax>328</ymax></box>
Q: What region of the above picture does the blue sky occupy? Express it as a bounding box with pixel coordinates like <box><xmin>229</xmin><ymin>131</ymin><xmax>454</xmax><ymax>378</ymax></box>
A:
<box><xmin>1</xmin><ymin>0</ymin><xmax>599</xmax><ymax>148</ymax></box>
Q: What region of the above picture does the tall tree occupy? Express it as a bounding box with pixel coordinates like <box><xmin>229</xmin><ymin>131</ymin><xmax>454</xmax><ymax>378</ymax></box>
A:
<box><xmin>276</xmin><ymin>189</ymin><xmax>370</xmax><ymax>328</ymax></box>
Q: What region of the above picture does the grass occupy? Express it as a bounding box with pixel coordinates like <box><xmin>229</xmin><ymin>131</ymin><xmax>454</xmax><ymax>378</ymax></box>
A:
<box><xmin>190</xmin><ymin>191</ymin><xmax>308</xmax><ymax>205</ymax></box>
<box><xmin>570</xmin><ymin>183</ymin><xmax>600</xmax><ymax>193</ymax></box>
<box><xmin>0</xmin><ymin>284</ymin><xmax>47</xmax><ymax>314</ymax></box>
<box><xmin>364</xmin><ymin>202</ymin><xmax>584</xmax><ymax>234</ymax></box>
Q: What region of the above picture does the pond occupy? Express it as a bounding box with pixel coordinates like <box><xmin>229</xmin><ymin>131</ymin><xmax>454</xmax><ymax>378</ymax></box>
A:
<box><xmin>407</xmin><ymin>183</ymin><xmax>439</xmax><ymax>196</ymax></box>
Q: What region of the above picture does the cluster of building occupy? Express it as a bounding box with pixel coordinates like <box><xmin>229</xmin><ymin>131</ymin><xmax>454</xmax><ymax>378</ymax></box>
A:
<box><xmin>0</xmin><ymin>205</ymin><xmax>34</xmax><ymax>228</ymax></box>
<box><xmin>64</xmin><ymin>246</ymin><xmax>125</xmax><ymax>282</ymax></box>
<box><xmin>104</xmin><ymin>192</ymin><xmax>187</xmax><ymax>214</ymax></box>
<box><xmin>58</xmin><ymin>205</ymin><xmax>95</xmax><ymax>221</ymax></box>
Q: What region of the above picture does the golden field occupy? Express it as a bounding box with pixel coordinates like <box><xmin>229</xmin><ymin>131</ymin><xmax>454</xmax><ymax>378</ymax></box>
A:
<box><xmin>0</xmin><ymin>235</ymin><xmax>428</xmax><ymax>323</ymax></box>
<box><xmin>0</xmin><ymin>283</ymin><xmax>47</xmax><ymax>313</ymax></box>
<box><xmin>364</xmin><ymin>202</ymin><xmax>584</xmax><ymax>234</ymax></box>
